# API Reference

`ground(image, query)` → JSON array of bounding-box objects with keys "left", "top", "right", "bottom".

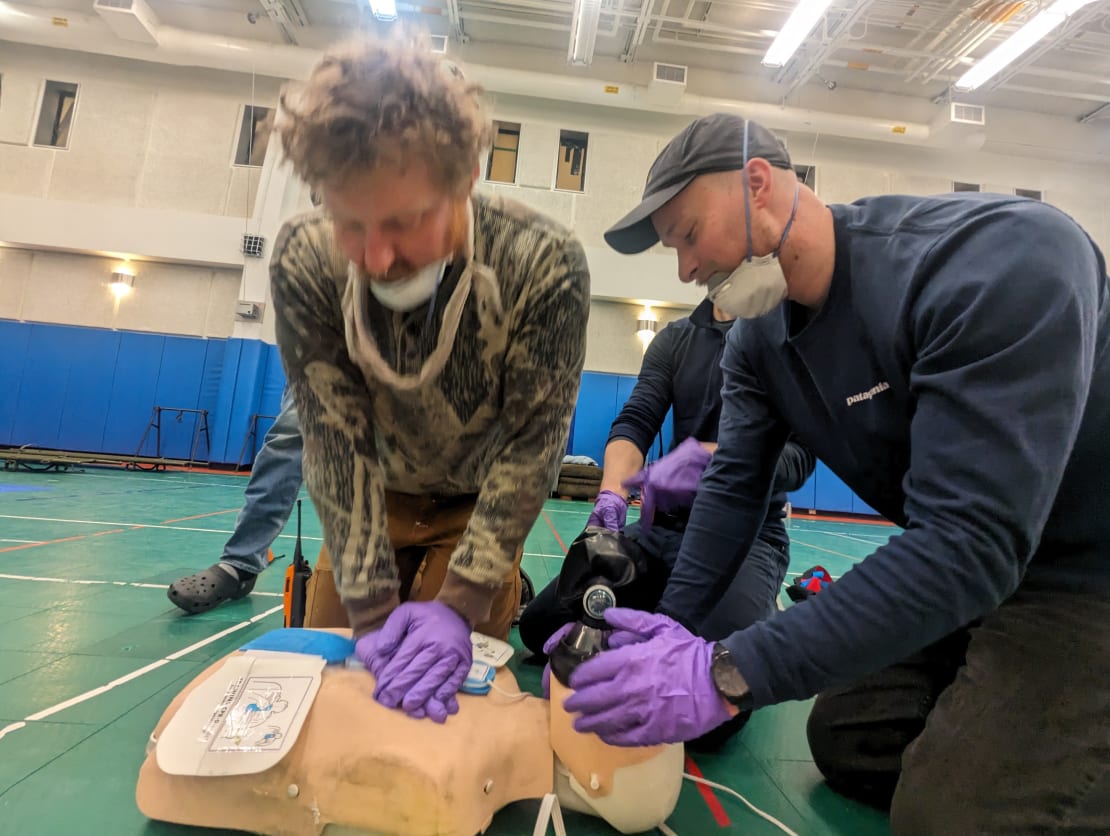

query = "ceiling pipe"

[{"left": 0, "top": 0, "right": 931, "bottom": 145}]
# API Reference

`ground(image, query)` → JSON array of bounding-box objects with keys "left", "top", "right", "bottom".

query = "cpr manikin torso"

[{"left": 136, "top": 629, "right": 683, "bottom": 836}]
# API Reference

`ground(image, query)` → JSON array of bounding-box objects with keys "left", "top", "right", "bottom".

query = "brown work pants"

[{"left": 303, "top": 492, "right": 523, "bottom": 640}]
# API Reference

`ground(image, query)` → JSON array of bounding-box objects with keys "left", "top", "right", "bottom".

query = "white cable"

[
  {"left": 489, "top": 682, "right": 531, "bottom": 702},
  {"left": 683, "top": 772, "right": 801, "bottom": 836},
  {"left": 656, "top": 823, "right": 679, "bottom": 836}
]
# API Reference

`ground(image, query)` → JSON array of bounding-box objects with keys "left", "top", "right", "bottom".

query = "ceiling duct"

[
  {"left": 92, "top": 0, "right": 158, "bottom": 45},
  {"left": 2, "top": 1, "right": 1093, "bottom": 156}
]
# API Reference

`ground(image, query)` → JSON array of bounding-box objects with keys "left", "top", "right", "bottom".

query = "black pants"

[
  {"left": 807, "top": 586, "right": 1110, "bottom": 834},
  {"left": 518, "top": 520, "right": 789, "bottom": 655}
]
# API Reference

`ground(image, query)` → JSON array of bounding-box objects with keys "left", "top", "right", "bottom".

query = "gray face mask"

[{"left": 707, "top": 120, "right": 800, "bottom": 319}]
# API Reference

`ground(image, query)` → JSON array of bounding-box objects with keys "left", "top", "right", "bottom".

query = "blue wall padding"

[
  {"left": 0, "top": 319, "right": 881, "bottom": 516},
  {"left": 56, "top": 328, "right": 121, "bottom": 453},
  {"left": 10, "top": 324, "right": 78, "bottom": 448},
  {"left": 102, "top": 332, "right": 165, "bottom": 454},
  {"left": 0, "top": 320, "right": 32, "bottom": 446},
  {"left": 813, "top": 460, "right": 856, "bottom": 514},
  {"left": 788, "top": 471, "right": 817, "bottom": 511},
  {"left": 567, "top": 371, "right": 674, "bottom": 467}
]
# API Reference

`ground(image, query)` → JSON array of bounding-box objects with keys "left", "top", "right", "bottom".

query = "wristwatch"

[{"left": 710, "top": 643, "right": 754, "bottom": 710}]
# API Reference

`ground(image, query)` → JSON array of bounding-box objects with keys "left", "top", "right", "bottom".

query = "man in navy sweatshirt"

[
  {"left": 557, "top": 113, "right": 1109, "bottom": 833},
  {"left": 518, "top": 298, "right": 814, "bottom": 658}
]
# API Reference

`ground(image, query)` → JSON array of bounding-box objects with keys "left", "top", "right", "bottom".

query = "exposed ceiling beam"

[
  {"left": 775, "top": 0, "right": 879, "bottom": 99},
  {"left": 1078, "top": 101, "right": 1110, "bottom": 123},
  {"left": 258, "top": 0, "right": 308, "bottom": 45}
]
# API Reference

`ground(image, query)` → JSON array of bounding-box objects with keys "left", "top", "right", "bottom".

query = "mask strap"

[
  {"left": 742, "top": 120, "right": 753, "bottom": 263},
  {"left": 424, "top": 264, "right": 446, "bottom": 330},
  {"left": 775, "top": 185, "right": 801, "bottom": 257},
  {"left": 743, "top": 120, "right": 800, "bottom": 260}
]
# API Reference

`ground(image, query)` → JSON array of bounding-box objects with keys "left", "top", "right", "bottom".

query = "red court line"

[
  {"left": 0, "top": 534, "right": 88, "bottom": 554},
  {"left": 540, "top": 510, "right": 568, "bottom": 554},
  {"left": 685, "top": 754, "right": 731, "bottom": 827},
  {"left": 90, "top": 528, "right": 127, "bottom": 537},
  {"left": 794, "top": 511, "right": 895, "bottom": 527},
  {"left": 161, "top": 509, "right": 238, "bottom": 524}
]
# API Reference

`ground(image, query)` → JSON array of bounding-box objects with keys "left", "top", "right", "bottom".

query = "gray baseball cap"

[{"left": 604, "top": 113, "right": 793, "bottom": 255}]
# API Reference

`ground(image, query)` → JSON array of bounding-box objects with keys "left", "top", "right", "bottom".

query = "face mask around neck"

[{"left": 369, "top": 259, "right": 447, "bottom": 312}]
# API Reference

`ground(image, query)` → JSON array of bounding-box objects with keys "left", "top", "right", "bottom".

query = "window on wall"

[
  {"left": 555, "top": 129, "right": 588, "bottom": 192},
  {"left": 234, "top": 105, "right": 273, "bottom": 167},
  {"left": 952, "top": 181, "right": 980, "bottom": 192},
  {"left": 486, "top": 121, "right": 520, "bottom": 184},
  {"left": 1016, "top": 188, "right": 1042, "bottom": 201},
  {"left": 794, "top": 164, "right": 816, "bottom": 188},
  {"left": 33, "top": 80, "right": 79, "bottom": 149}
]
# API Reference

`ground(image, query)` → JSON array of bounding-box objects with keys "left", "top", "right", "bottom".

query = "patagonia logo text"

[{"left": 846, "top": 382, "right": 890, "bottom": 406}]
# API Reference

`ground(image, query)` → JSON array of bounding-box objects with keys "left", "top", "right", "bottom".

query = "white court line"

[
  {"left": 0, "top": 722, "right": 27, "bottom": 741},
  {"left": 800, "top": 529, "right": 890, "bottom": 547},
  {"left": 524, "top": 551, "right": 565, "bottom": 559},
  {"left": 0, "top": 539, "right": 42, "bottom": 544},
  {"left": 0, "top": 604, "right": 283, "bottom": 741},
  {"left": 789, "top": 538, "right": 866, "bottom": 563},
  {"left": 0, "top": 514, "right": 323, "bottom": 542},
  {"left": 59, "top": 471, "right": 255, "bottom": 490},
  {"left": 0, "top": 572, "right": 282, "bottom": 597}
]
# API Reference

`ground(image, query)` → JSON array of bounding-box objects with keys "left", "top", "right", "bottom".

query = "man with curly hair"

[{"left": 269, "top": 30, "right": 590, "bottom": 724}]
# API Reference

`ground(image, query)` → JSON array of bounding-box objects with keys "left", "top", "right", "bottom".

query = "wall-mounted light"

[
  {"left": 635, "top": 305, "right": 658, "bottom": 350},
  {"left": 110, "top": 264, "right": 135, "bottom": 299},
  {"left": 366, "top": 0, "right": 397, "bottom": 21}
]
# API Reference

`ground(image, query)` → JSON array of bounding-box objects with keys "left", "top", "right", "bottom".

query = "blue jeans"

[
  {"left": 221, "top": 388, "right": 303, "bottom": 575},
  {"left": 518, "top": 518, "right": 790, "bottom": 655},
  {"left": 627, "top": 520, "right": 789, "bottom": 641}
]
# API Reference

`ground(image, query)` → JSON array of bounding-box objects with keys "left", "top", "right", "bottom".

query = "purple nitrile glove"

[
  {"left": 354, "top": 600, "right": 472, "bottom": 724},
  {"left": 561, "top": 607, "right": 732, "bottom": 747},
  {"left": 621, "top": 438, "right": 711, "bottom": 533},
  {"left": 540, "top": 621, "right": 575, "bottom": 698},
  {"left": 587, "top": 490, "right": 628, "bottom": 532}
]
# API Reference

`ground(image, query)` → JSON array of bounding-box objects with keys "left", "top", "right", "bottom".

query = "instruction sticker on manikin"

[
  {"left": 156, "top": 651, "right": 324, "bottom": 776},
  {"left": 201, "top": 673, "right": 315, "bottom": 752}
]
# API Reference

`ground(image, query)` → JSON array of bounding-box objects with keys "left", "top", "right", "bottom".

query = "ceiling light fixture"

[
  {"left": 568, "top": 0, "right": 602, "bottom": 66},
  {"left": 954, "top": 0, "right": 1097, "bottom": 92},
  {"left": 762, "top": 0, "right": 836, "bottom": 70}
]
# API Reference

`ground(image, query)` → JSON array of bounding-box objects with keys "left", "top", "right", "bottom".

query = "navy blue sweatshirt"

[
  {"left": 608, "top": 298, "right": 814, "bottom": 542},
  {"left": 659, "top": 193, "right": 1110, "bottom": 707}
]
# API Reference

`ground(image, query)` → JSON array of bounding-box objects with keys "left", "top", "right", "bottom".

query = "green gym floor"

[{"left": 0, "top": 467, "right": 894, "bottom": 836}]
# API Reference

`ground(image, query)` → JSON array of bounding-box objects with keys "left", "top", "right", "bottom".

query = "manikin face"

[{"left": 323, "top": 160, "right": 471, "bottom": 282}]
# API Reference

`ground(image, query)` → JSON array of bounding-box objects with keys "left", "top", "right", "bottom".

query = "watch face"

[{"left": 712, "top": 648, "right": 750, "bottom": 700}]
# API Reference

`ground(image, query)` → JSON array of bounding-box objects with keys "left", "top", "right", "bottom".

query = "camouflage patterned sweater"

[{"left": 270, "top": 192, "right": 590, "bottom": 634}]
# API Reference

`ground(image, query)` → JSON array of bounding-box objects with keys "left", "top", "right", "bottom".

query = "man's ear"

[{"left": 745, "top": 158, "right": 776, "bottom": 209}]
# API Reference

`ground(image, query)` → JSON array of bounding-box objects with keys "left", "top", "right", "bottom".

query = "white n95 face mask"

[
  {"left": 707, "top": 255, "right": 788, "bottom": 320},
  {"left": 369, "top": 258, "right": 447, "bottom": 312}
]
